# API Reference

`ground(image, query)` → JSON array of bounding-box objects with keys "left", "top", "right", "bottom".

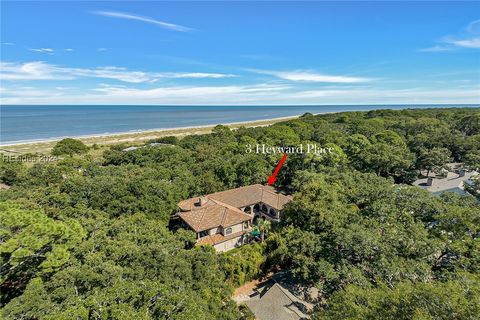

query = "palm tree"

[{"left": 257, "top": 218, "right": 271, "bottom": 242}]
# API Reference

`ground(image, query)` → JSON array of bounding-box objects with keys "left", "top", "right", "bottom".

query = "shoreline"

[
  {"left": 4, "top": 104, "right": 478, "bottom": 148},
  {"left": 0, "top": 114, "right": 313, "bottom": 154},
  {"left": 3, "top": 104, "right": 478, "bottom": 154},
  {"left": 0, "top": 114, "right": 306, "bottom": 147}
]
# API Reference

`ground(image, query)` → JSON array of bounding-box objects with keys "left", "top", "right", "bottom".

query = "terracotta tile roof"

[
  {"left": 208, "top": 184, "right": 292, "bottom": 210},
  {"left": 178, "top": 196, "right": 209, "bottom": 212},
  {"left": 178, "top": 199, "right": 252, "bottom": 232},
  {"left": 177, "top": 184, "right": 292, "bottom": 233},
  {"left": 197, "top": 229, "right": 251, "bottom": 246}
]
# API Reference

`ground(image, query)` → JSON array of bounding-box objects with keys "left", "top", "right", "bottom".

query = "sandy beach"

[{"left": 0, "top": 114, "right": 306, "bottom": 154}]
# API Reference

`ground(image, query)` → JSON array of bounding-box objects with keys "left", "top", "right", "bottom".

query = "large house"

[{"left": 177, "top": 184, "right": 292, "bottom": 252}]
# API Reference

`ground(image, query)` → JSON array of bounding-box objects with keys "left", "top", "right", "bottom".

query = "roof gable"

[{"left": 178, "top": 199, "right": 251, "bottom": 232}]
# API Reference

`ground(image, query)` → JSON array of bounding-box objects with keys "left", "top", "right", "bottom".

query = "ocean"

[{"left": 1, "top": 104, "right": 478, "bottom": 145}]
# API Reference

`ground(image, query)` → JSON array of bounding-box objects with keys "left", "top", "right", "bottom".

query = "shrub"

[{"left": 51, "top": 138, "right": 88, "bottom": 156}]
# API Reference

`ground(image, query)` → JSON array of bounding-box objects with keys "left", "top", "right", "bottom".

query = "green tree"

[
  {"left": 342, "top": 133, "right": 371, "bottom": 170},
  {"left": 465, "top": 176, "right": 479, "bottom": 200},
  {"left": 263, "top": 125, "right": 300, "bottom": 146},
  {"left": 220, "top": 243, "right": 266, "bottom": 286},
  {"left": 464, "top": 150, "right": 480, "bottom": 170},
  {"left": 148, "top": 135, "right": 179, "bottom": 145},
  {"left": 318, "top": 143, "right": 348, "bottom": 168},
  {"left": 51, "top": 138, "right": 88, "bottom": 156},
  {"left": 253, "top": 218, "right": 272, "bottom": 243},
  {"left": 417, "top": 147, "right": 452, "bottom": 176},
  {"left": 0, "top": 201, "right": 85, "bottom": 303},
  {"left": 2, "top": 214, "right": 241, "bottom": 320},
  {"left": 213, "top": 124, "right": 232, "bottom": 135},
  {"left": 273, "top": 171, "right": 440, "bottom": 294},
  {"left": 2, "top": 107, "right": 480, "bottom": 319},
  {"left": 315, "top": 275, "right": 480, "bottom": 320},
  {"left": 434, "top": 193, "right": 480, "bottom": 274},
  {"left": 458, "top": 114, "right": 480, "bottom": 136},
  {"left": 0, "top": 160, "right": 26, "bottom": 185},
  {"left": 363, "top": 131, "right": 415, "bottom": 178}
]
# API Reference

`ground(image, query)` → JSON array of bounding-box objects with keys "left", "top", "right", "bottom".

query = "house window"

[
  {"left": 198, "top": 230, "right": 209, "bottom": 238},
  {"left": 225, "top": 227, "right": 232, "bottom": 235},
  {"left": 269, "top": 208, "right": 277, "bottom": 218}
]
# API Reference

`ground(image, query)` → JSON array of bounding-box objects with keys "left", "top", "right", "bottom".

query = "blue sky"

[{"left": 1, "top": 1, "right": 479, "bottom": 105}]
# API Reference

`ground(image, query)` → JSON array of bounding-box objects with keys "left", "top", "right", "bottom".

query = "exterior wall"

[
  {"left": 225, "top": 223, "right": 244, "bottom": 234},
  {"left": 212, "top": 222, "right": 251, "bottom": 252},
  {"left": 209, "top": 227, "right": 222, "bottom": 235},
  {"left": 198, "top": 223, "right": 248, "bottom": 238},
  {"left": 213, "top": 235, "right": 245, "bottom": 252}
]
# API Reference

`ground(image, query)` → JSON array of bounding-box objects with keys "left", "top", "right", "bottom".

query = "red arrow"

[{"left": 267, "top": 153, "right": 287, "bottom": 185}]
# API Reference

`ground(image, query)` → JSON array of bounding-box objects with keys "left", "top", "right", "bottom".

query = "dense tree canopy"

[
  {"left": 268, "top": 171, "right": 444, "bottom": 294},
  {"left": 316, "top": 274, "right": 480, "bottom": 320},
  {"left": 1, "top": 107, "right": 479, "bottom": 319}
]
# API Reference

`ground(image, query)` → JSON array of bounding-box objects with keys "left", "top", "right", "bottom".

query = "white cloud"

[
  {"left": 447, "top": 38, "right": 480, "bottom": 49},
  {"left": 1, "top": 86, "right": 65, "bottom": 98},
  {"left": 421, "top": 19, "right": 480, "bottom": 52},
  {"left": 1, "top": 83, "right": 478, "bottom": 105},
  {"left": 0, "top": 61, "right": 236, "bottom": 83},
  {"left": 93, "top": 11, "right": 193, "bottom": 32},
  {"left": 2, "top": 42, "right": 15, "bottom": 46},
  {"left": 64, "top": 48, "right": 74, "bottom": 52},
  {"left": 240, "top": 54, "right": 281, "bottom": 61},
  {"left": 163, "top": 72, "right": 236, "bottom": 79},
  {"left": 0, "top": 61, "right": 73, "bottom": 80},
  {"left": 467, "top": 19, "right": 480, "bottom": 34},
  {"left": 418, "top": 45, "right": 453, "bottom": 52},
  {"left": 0, "top": 83, "right": 290, "bottom": 104},
  {"left": 29, "top": 48, "right": 54, "bottom": 54},
  {"left": 250, "top": 69, "right": 373, "bottom": 83},
  {"left": 289, "top": 87, "right": 480, "bottom": 102},
  {"left": 92, "top": 84, "right": 288, "bottom": 100},
  {"left": 70, "top": 66, "right": 152, "bottom": 83},
  {"left": 97, "top": 48, "right": 108, "bottom": 52}
]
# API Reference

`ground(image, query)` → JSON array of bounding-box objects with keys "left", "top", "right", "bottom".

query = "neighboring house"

[
  {"left": 413, "top": 170, "right": 479, "bottom": 196},
  {"left": 177, "top": 184, "right": 292, "bottom": 252},
  {"left": 243, "top": 271, "right": 316, "bottom": 320}
]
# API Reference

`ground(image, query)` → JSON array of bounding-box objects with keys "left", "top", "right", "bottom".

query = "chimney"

[
  {"left": 426, "top": 177, "right": 434, "bottom": 186},
  {"left": 196, "top": 196, "right": 208, "bottom": 207}
]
